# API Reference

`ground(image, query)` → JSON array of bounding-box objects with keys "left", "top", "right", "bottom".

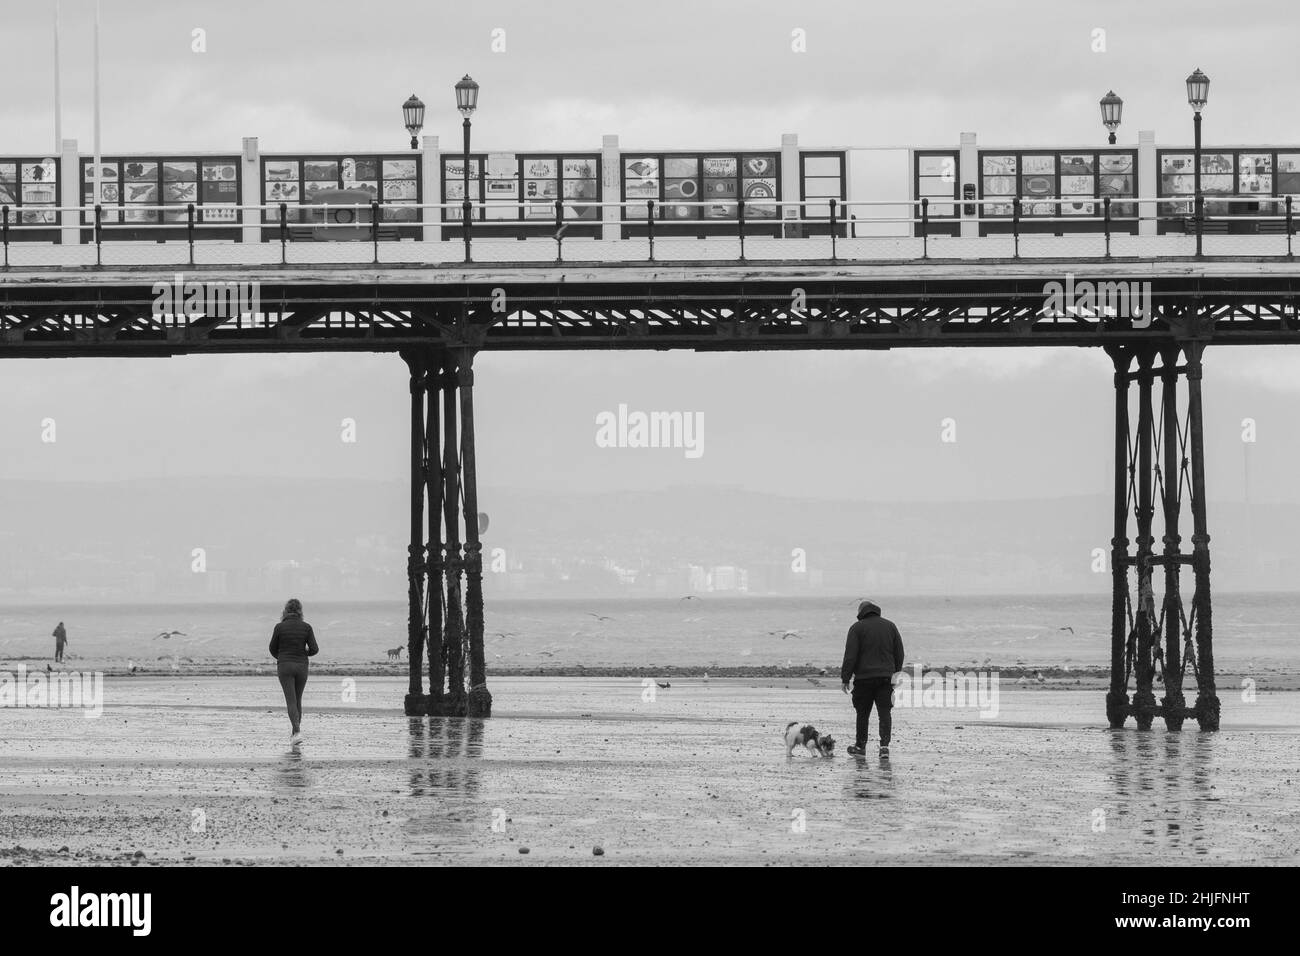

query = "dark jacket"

[
  {"left": 841, "top": 601, "right": 904, "bottom": 684},
  {"left": 269, "top": 615, "right": 319, "bottom": 663},
  {"left": 53, "top": 624, "right": 67, "bottom": 644}
]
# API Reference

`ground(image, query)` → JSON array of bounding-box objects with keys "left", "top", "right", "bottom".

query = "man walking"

[
  {"left": 52, "top": 621, "right": 68, "bottom": 663},
  {"left": 841, "top": 599, "right": 904, "bottom": 757}
]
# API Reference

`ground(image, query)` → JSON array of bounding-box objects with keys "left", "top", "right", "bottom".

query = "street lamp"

[
  {"left": 455, "top": 74, "right": 480, "bottom": 263},
  {"left": 1099, "top": 91, "right": 1123, "bottom": 145},
  {"left": 1186, "top": 68, "right": 1210, "bottom": 255},
  {"left": 402, "top": 94, "right": 425, "bottom": 150}
]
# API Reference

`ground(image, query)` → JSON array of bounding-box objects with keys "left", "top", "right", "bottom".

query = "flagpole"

[
  {"left": 93, "top": 0, "right": 102, "bottom": 209},
  {"left": 53, "top": 0, "right": 62, "bottom": 153}
]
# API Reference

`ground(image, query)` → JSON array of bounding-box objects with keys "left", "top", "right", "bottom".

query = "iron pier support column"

[
  {"left": 1105, "top": 346, "right": 1132, "bottom": 728},
  {"left": 1131, "top": 349, "right": 1158, "bottom": 730},
  {"left": 1159, "top": 347, "right": 1187, "bottom": 730},
  {"left": 401, "top": 348, "right": 429, "bottom": 715},
  {"left": 441, "top": 359, "right": 467, "bottom": 716},
  {"left": 1184, "top": 341, "right": 1220, "bottom": 730},
  {"left": 425, "top": 348, "right": 447, "bottom": 713},
  {"left": 458, "top": 347, "right": 492, "bottom": 717}
]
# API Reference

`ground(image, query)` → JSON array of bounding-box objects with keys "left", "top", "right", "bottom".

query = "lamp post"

[
  {"left": 1186, "top": 69, "right": 1210, "bottom": 256},
  {"left": 455, "top": 74, "right": 479, "bottom": 264},
  {"left": 1099, "top": 91, "right": 1123, "bottom": 145},
  {"left": 402, "top": 94, "right": 425, "bottom": 150}
]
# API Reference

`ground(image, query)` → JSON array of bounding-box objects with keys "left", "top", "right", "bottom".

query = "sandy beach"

[{"left": 1, "top": 675, "right": 1296, "bottom": 866}]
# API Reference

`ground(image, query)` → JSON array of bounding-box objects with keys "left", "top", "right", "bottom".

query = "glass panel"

[
  {"left": 1059, "top": 155, "right": 1095, "bottom": 175},
  {"left": 918, "top": 177, "right": 954, "bottom": 196},
  {"left": 663, "top": 157, "right": 697, "bottom": 178},
  {"left": 1060, "top": 175, "right": 1093, "bottom": 195},
  {"left": 802, "top": 178, "right": 842, "bottom": 198},
  {"left": 383, "top": 159, "right": 417, "bottom": 180},
  {"left": 562, "top": 157, "right": 597, "bottom": 179},
  {"left": 1020, "top": 174, "right": 1054, "bottom": 197},
  {"left": 802, "top": 156, "right": 840, "bottom": 177},
  {"left": 664, "top": 177, "right": 700, "bottom": 201},
  {"left": 1099, "top": 174, "right": 1133, "bottom": 196},
  {"left": 265, "top": 161, "right": 298, "bottom": 181},
  {"left": 741, "top": 154, "right": 776, "bottom": 178},
  {"left": 0, "top": 163, "right": 16, "bottom": 183},
  {"left": 702, "top": 156, "right": 737, "bottom": 178},
  {"left": 22, "top": 160, "right": 57, "bottom": 183},
  {"left": 1098, "top": 154, "right": 1133, "bottom": 174},
  {"left": 1161, "top": 154, "right": 1193, "bottom": 175},
  {"left": 1200, "top": 152, "right": 1232, "bottom": 174},
  {"left": 982, "top": 175, "right": 1015, "bottom": 196},
  {"left": 982, "top": 155, "right": 1016, "bottom": 175},
  {"left": 1161, "top": 174, "right": 1194, "bottom": 195},
  {"left": 1201, "top": 174, "right": 1233, "bottom": 194},
  {"left": 1022, "top": 155, "right": 1055, "bottom": 174},
  {"left": 918, "top": 155, "right": 955, "bottom": 178}
]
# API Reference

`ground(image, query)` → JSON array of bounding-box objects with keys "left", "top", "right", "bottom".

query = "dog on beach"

[
  {"left": 784, "top": 722, "right": 835, "bottom": 758},
  {"left": 386, "top": 646, "right": 404, "bottom": 660}
]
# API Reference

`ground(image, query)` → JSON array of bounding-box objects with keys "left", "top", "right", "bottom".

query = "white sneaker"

[{"left": 290, "top": 732, "right": 302, "bottom": 745}]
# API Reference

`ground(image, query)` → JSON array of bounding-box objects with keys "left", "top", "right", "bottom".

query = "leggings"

[{"left": 277, "top": 660, "right": 309, "bottom": 731}]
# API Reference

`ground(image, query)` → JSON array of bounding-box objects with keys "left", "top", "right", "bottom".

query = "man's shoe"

[
  {"left": 879, "top": 744, "right": 890, "bottom": 757},
  {"left": 847, "top": 744, "right": 867, "bottom": 756}
]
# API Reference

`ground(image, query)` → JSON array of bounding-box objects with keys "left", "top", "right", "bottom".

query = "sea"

[{"left": 0, "top": 592, "right": 1296, "bottom": 675}]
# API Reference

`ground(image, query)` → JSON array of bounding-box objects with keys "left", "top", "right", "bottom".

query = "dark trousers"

[
  {"left": 55, "top": 642, "right": 65, "bottom": 662},
  {"left": 852, "top": 676, "right": 894, "bottom": 746},
  {"left": 277, "top": 659, "right": 309, "bottom": 731}
]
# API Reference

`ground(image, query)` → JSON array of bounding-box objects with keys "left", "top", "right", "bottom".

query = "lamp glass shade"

[
  {"left": 402, "top": 94, "right": 425, "bottom": 135},
  {"left": 455, "top": 75, "right": 479, "bottom": 117},
  {"left": 1186, "top": 69, "right": 1210, "bottom": 110},
  {"left": 1099, "top": 91, "right": 1123, "bottom": 131}
]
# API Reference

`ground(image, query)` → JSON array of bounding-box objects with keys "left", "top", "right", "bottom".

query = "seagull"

[
  {"left": 1059, "top": 626, "right": 1074, "bottom": 634},
  {"left": 537, "top": 651, "right": 555, "bottom": 658},
  {"left": 679, "top": 596, "right": 697, "bottom": 601},
  {"left": 155, "top": 630, "right": 186, "bottom": 640},
  {"left": 492, "top": 632, "right": 516, "bottom": 640},
  {"left": 807, "top": 677, "right": 824, "bottom": 687},
  {"left": 769, "top": 629, "right": 802, "bottom": 640},
  {"left": 656, "top": 681, "right": 671, "bottom": 689},
  {"left": 586, "top": 613, "right": 614, "bottom": 622},
  {"left": 46, "top": 663, "right": 52, "bottom": 673}
]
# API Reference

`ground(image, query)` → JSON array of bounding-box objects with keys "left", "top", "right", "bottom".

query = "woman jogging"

[{"left": 269, "top": 598, "right": 319, "bottom": 744}]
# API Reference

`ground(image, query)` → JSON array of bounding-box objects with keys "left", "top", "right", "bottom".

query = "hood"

[{"left": 857, "top": 600, "right": 881, "bottom": 620}]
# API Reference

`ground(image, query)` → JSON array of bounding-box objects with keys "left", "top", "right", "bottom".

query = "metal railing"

[{"left": 2, "top": 193, "right": 1298, "bottom": 269}]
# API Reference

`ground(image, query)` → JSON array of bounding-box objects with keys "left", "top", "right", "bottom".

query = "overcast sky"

[{"left": 3, "top": 0, "right": 1300, "bottom": 504}]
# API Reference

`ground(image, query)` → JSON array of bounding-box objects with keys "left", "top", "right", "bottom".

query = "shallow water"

[
  {"left": 2, "top": 593, "right": 1299, "bottom": 675},
  {"left": 1, "top": 676, "right": 1296, "bottom": 865}
]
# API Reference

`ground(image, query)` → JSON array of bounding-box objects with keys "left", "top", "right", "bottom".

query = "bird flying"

[{"left": 155, "top": 630, "right": 186, "bottom": 640}]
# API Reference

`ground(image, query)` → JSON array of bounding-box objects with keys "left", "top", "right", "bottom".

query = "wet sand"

[{"left": 1, "top": 676, "right": 1297, "bottom": 866}]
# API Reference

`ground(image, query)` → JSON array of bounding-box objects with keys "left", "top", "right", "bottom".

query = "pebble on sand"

[
  {"left": 593, "top": 846, "right": 605, "bottom": 856},
  {"left": 519, "top": 846, "right": 530, "bottom": 854}
]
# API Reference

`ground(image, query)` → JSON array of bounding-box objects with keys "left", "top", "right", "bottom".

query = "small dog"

[
  {"left": 386, "top": 646, "right": 404, "bottom": 660},
  {"left": 784, "top": 722, "right": 835, "bottom": 758}
]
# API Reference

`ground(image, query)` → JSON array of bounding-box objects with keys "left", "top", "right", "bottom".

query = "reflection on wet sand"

[
  {"left": 847, "top": 753, "right": 895, "bottom": 799},
  {"left": 1108, "top": 730, "right": 1214, "bottom": 855},
  {"left": 407, "top": 717, "right": 485, "bottom": 798},
  {"left": 276, "top": 745, "right": 311, "bottom": 790}
]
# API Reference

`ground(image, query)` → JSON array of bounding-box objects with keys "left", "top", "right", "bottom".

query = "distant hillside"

[{"left": 0, "top": 478, "right": 1294, "bottom": 602}]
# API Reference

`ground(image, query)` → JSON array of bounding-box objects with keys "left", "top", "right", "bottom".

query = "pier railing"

[{"left": 1, "top": 195, "right": 1297, "bottom": 269}]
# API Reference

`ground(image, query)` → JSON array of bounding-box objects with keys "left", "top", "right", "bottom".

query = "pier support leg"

[
  {"left": 401, "top": 349, "right": 428, "bottom": 716},
  {"left": 458, "top": 348, "right": 492, "bottom": 717},
  {"left": 441, "top": 360, "right": 467, "bottom": 716},
  {"left": 426, "top": 349, "right": 446, "bottom": 712},
  {"left": 1105, "top": 346, "right": 1132, "bottom": 728},
  {"left": 1184, "top": 342, "right": 1220, "bottom": 731},
  {"left": 1159, "top": 348, "right": 1187, "bottom": 730},
  {"left": 1131, "top": 350, "right": 1158, "bottom": 730}
]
